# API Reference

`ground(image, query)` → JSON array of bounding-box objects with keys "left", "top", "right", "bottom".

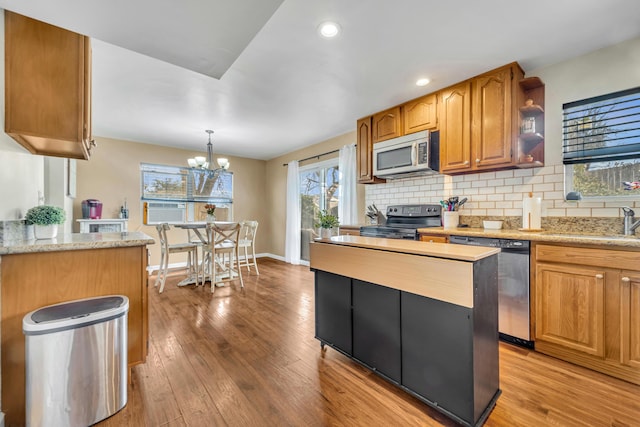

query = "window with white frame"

[
  {"left": 563, "top": 87, "right": 640, "bottom": 198},
  {"left": 299, "top": 158, "right": 339, "bottom": 261},
  {"left": 140, "top": 163, "right": 233, "bottom": 223}
]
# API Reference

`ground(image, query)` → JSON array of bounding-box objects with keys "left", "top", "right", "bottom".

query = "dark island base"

[
  {"left": 316, "top": 338, "right": 501, "bottom": 427},
  {"left": 313, "top": 254, "right": 500, "bottom": 427}
]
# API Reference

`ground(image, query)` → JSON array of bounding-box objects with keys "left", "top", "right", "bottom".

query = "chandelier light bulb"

[{"left": 187, "top": 129, "right": 229, "bottom": 173}]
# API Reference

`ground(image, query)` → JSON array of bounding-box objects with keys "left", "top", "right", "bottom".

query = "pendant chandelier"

[{"left": 187, "top": 130, "right": 230, "bottom": 177}]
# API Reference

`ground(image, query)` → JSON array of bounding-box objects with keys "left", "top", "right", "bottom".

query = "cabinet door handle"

[
  {"left": 476, "top": 158, "right": 480, "bottom": 163},
  {"left": 595, "top": 273, "right": 604, "bottom": 279},
  {"left": 622, "top": 277, "right": 631, "bottom": 283},
  {"left": 463, "top": 160, "right": 469, "bottom": 165}
]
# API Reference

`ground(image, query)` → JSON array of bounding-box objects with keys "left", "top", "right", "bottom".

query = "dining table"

[{"left": 172, "top": 221, "right": 239, "bottom": 286}]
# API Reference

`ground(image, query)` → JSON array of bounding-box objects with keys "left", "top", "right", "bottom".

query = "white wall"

[{"left": 366, "top": 36, "right": 640, "bottom": 219}]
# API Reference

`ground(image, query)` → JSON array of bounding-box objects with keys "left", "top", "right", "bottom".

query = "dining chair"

[
  {"left": 155, "top": 223, "right": 200, "bottom": 293},
  {"left": 238, "top": 220, "right": 259, "bottom": 275},
  {"left": 202, "top": 222, "right": 244, "bottom": 292}
]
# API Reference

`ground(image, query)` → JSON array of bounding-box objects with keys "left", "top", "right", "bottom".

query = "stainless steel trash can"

[{"left": 23, "top": 295, "right": 129, "bottom": 427}]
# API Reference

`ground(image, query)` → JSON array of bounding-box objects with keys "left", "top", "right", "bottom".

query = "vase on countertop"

[
  {"left": 34, "top": 224, "right": 58, "bottom": 239},
  {"left": 320, "top": 228, "right": 334, "bottom": 239},
  {"left": 206, "top": 214, "right": 216, "bottom": 223}
]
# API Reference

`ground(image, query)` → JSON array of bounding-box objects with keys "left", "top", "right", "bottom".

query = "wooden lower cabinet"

[
  {"left": 535, "top": 262, "right": 605, "bottom": 357},
  {"left": 338, "top": 225, "right": 361, "bottom": 236},
  {"left": 419, "top": 233, "right": 448, "bottom": 243},
  {"left": 621, "top": 271, "right": 640, "bottom": 369},
  {"left": 533, "top": 243, "right": 640, "bottom": 384},
  {"left": 1, "top": 245, "right": 149, "bottom": 426}
]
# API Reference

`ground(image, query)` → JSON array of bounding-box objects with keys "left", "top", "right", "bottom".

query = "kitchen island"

[
  {"left": 310, "top": 236, "right": 500, "bottom": 427},
  {"left": 0, "top": 232, "right": 154, "bottom": 426}
]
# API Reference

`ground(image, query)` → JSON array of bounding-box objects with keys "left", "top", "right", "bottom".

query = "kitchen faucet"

[{"left": 622, "top": 207, "right": 640, "bottom": 235}]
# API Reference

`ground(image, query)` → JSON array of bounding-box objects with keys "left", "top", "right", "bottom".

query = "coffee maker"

[{"left": 81, "top": 199, "right": 103, "bottom": 219}]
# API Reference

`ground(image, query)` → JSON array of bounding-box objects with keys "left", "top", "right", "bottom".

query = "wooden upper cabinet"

[
  {"left": 358, "top": 62, "right": 537, "bottom": 179},
  {"left": 439, "top": 81, "right": 472, "bottom": 173},
  {"left": 372, "top": 107, "right": 402, "bottom": 143},
  {"left": 5, "top": 11, "right": 93, "bottom": 160},
  {"left": 472, "top": 64, "right": 523, "bottom": 170},
  {"left": 403, "top": 93, "right": 437, "bottom": 134},
  {"left": 357, "top": 117, "right": 385, "bottom": 184},
  {"left": 440, "top": 63, "right": 524, "bottom": 174}
]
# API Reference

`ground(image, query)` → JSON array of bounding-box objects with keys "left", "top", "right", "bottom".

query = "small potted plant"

[
  {"left": 25, "top": 205, "right": 66, "bottom": 239},
  {"left": 204, "top": 203, "right": 216, "bottom": 223},
  {"left": 315, "top": 209, "right": 340, "bottom": 239}
]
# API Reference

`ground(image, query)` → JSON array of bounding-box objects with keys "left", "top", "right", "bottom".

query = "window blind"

[
  {"left": 562, "top": 87, "right": 640, "bottom": 165},
  {"left": 140, "top": 163, "right": 233, "bottom": 203}
]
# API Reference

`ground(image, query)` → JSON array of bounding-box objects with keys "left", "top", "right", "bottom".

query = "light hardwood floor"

[{"left": 98, "top": 259, "right": 640, "bottom": 427}]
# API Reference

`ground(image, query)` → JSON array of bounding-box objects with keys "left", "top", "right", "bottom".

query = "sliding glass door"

[{"left": 299, "top": 159, "right": 339, "bottom": 261}]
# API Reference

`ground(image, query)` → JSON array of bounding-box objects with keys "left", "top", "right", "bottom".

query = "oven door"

[{"left": 359, "top": 226, "right": 418, "bottom": 240}]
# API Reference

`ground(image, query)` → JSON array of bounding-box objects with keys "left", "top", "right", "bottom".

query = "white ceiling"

[{"left": 1, "top": 0, "right": 640, "bottom": 160}]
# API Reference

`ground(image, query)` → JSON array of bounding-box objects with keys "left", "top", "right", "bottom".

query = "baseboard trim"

[{"left": 147, "top": 253, "right": 287, "bottom": 275}]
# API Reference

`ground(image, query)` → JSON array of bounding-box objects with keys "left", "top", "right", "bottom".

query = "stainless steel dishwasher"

[{"left": 449, "top": 235, "right": 533, "bottom": 348}]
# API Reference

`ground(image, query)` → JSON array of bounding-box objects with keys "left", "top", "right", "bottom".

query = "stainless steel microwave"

[{"left": 373, "top": 130, "right": 439, "bottom": 179}]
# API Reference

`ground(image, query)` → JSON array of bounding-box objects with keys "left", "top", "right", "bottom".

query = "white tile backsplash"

[{"left": 365, "top": 166, "right": 639, "bottom": 218}]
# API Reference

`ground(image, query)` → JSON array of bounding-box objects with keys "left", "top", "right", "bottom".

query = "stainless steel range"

[{"left": 360, "top": 204, "right": 442, "bottom": 240}]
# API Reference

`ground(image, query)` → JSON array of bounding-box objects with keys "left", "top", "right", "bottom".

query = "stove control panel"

[{"left": 386, "top": 204, "right": 442, "bottom": 217}]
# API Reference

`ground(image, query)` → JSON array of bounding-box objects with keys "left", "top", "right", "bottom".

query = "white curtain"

[
  {"left": 338, "top": 144, "right": 358, "bottom": 225},
  {"left": 284, "top": 160, "right": 301, "bottom": 265}
]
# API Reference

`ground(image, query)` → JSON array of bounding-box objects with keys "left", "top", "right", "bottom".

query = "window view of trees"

[
  {"left": 564, "top": 88, "right": 640, "bottom": 198},
  {"left": 300, "top": 165, "right": 339, "bottom": 230},
  {"left": 299, "top": 162, "right": 340, "bottom": 261},
  {"left": 571, "top": 160, "right": 640, "bottom": 197},
  {"left": 140, "top": 164, "right": 234, "bottom": 222}
]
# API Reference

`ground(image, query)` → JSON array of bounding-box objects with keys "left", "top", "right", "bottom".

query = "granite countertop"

[
  {"left": 0, "top": 231, "right": 155, "bottom": 255},
  {"left": 314, "top": 235, "right": 500, "bottom": 261},
  {"left": 417, "top": 227, "right": 640, "bottom": 248}
]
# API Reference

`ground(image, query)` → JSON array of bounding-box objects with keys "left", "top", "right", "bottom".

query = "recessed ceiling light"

[
  {"left": 318, "top": 21, "right": 341, "bottom": 38},
  {"left": 416, "top": 78, "right": 430, "bottom": 87}
]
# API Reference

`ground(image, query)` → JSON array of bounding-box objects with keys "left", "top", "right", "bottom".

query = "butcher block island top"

[
  {"left": 0, "top": 232, "right": 154, "bottom": 426},
  {"left": 315, "top": 235, "right": 499, "bottom": 261},
  {"left": 310, "top": 236, "right": 500, "bottom": 426},
  {"left": 311, "top": 235, "right": 498, "bottom": 309}
]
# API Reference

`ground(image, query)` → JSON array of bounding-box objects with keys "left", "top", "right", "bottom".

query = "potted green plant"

[
  {"left": 25, "top": 205, "right": 66, "bottom": 239},
  {"left": 315, "top": 209, "right": 339, "bottom": 238}
]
